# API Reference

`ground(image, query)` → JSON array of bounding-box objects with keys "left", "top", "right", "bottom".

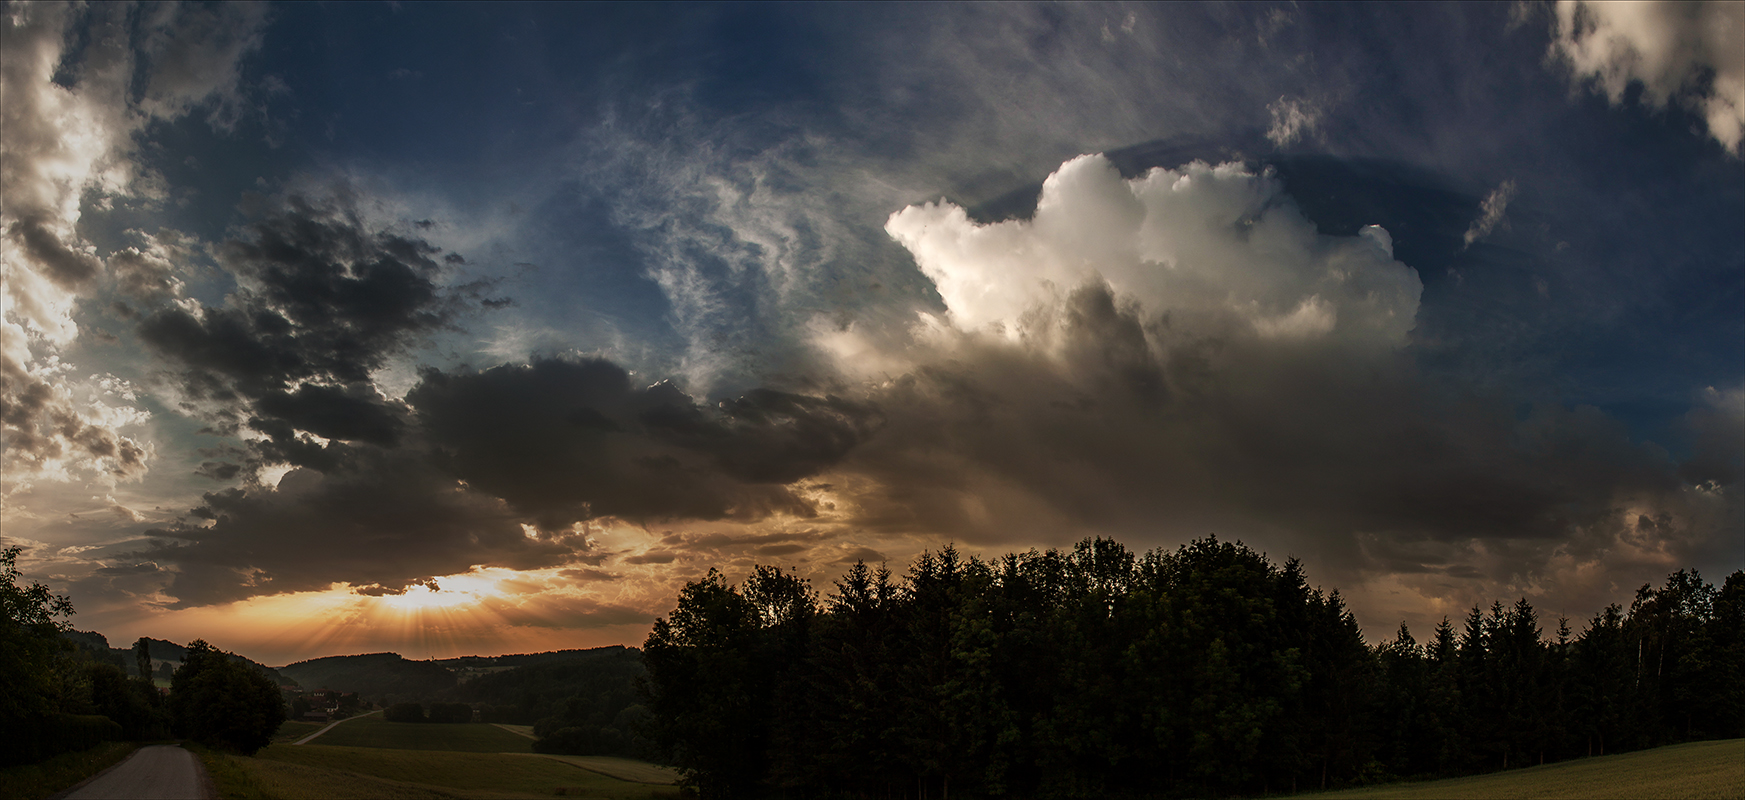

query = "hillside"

[
  {"left": 445, "top": 647, "right": 645, "bottom": 726},
  {"left": 279, "top": 652, "right": 456, "bottom": 701}
]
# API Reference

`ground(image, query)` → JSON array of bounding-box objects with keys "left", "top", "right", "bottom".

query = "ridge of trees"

[{"left": 641, "top": 536, "right": 1745, "bottom": 799}]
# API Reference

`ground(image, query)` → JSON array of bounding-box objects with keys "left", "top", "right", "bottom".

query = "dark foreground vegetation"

[
  {"left": 1, "top": 545, "right": 285, "bottom": 769},
  {"left": 642, "top": 536, "right": 1745, "bottom": 799}
]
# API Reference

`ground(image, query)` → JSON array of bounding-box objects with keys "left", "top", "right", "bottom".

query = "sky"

[{"left": 2, "top": 1, "right": 1741, "bottom": 666}]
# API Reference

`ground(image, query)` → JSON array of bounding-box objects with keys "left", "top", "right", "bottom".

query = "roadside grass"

[
  {"left": 505, "top": 754, "right": 679, "bottom": 785},
  {"left": 188, "top": 742, "right": 275, "bottom": 800},
  {"left": 1304, "top": 738, "right": 1745, "bottom": 800},
  {"left": 251, "top": 744, "right": 680, "bottom": 798},
  {"left": 305, "top": 714, "right": 534, "bottom": 753},
  {"left": 270, "top": 720, "right": 327, "bottom": 744},
  {"left": 0, "top": 740, "right": 137, "bottom": 800}
]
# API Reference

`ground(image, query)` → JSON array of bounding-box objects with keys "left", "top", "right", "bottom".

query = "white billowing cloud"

[
  {"left": 1463, "top": 179, "right": 1517, "bottom": 247},
  {"left": 0, "top": 2, "right": 267, "bottom": 489},
  {"left": 885, "top": 154, "right": 1420, "bottom": 349},
  {"left": 1266, "top": 95, "right": 1321, "bottom": 147},
  {"left": 1551, "top": 0, "right": 1745, "bottom": 153}
]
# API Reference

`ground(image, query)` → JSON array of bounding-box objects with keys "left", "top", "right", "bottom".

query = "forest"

[{"left": 641, "top": 536, "right": 1745, "bottom": 799}]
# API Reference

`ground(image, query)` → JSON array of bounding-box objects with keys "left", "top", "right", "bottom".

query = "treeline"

[
  {"left": 641, "top": 536, "right": 1745, "bottom": 799},
  {"left": 445, "top": 647, "right": 655, "bottom": 758},
  {"left": 2, "top": 546, "right": 285, "bottom": 763}
]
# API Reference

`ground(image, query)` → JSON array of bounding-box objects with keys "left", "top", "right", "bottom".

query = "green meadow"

[{"left": 1306, "top": 738, "right": 1745, "bottom": 800}]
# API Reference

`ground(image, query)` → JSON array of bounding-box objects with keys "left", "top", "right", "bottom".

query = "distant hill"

[
  {"left": 279, "top": 652, "right": 455, "bottom": 701},
  {"left": 61, "top": 629, "right": 130, "bottom": 672},
  {"left": 60, "top": 631, "right": 298, "bottom": 687},
  {"left": 437, "top": 645, "right": 632, "bottom": 669},
  {"left": 445, "top": 646, "right": 644, "bottom": 723},
  {"left": 275, "top": 646, "right": 641, "bottom": 713}
]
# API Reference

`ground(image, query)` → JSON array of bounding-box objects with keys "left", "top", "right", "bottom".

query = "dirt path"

[
  {"left": 294, "top": 709, "right": 381, "bottom": 744},
  {"left": 62, "top": 744, "right": 210, "bottom": 800}
]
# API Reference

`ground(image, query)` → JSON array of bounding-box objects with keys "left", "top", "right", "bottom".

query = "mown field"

[
  {"left": 197, "top": 714, "right": 682, "bottom": 798},
  {"left": 302, "top": 714, "right": 535, "bottom": 753},
  {"left": 1305, "top": 738, "right": 1745, "bottom": 800}
]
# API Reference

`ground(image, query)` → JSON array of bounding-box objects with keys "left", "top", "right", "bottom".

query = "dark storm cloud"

[
  {"left": 137, "top": 191, "right": 465, "bottom": 414},
  {"left": 1679, "top": 389, "right": 1745, "bottom": 488},
  {"left": 351, "top": 578, "right": 439, "bottom": 597},
  {"left": 834, "top": 276, "right": 1738, "bottom": 607},
  {"left": 476, "top": 594, "right": 651, "bottom": 629},
  {"left": 122, "top": 188, "right": 478, "bottom": 549},
  {"left": 407, "top": 357, "right": 880, "bottom": 530},
  {"left": 124, "top": 353, "right": 877, "bottom": 606},
  {"left": 139, "top": 452, "right": 582, "bottom": 608},
  {"left": 252, "top": 383, "right": 404, "bottom": 447}
]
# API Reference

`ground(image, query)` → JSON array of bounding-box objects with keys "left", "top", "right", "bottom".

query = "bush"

[{"left": 383, "top": 702, "right": 426, "bottom": 722}]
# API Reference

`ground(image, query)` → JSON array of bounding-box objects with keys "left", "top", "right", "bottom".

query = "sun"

[{"left": 381, "top": 583, "right": 474, "bottom": 612}]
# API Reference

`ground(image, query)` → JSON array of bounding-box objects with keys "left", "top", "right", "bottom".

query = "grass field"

[
  {"left": 209, "top": 744, "right": 681, "bottom": 799},
  {"left": 505, "top": 754, "right": 679, "bottom": 784},
  {"left": 304, "top": 714, "right": 534, "bottom": 753},
  {"left": 270, "top": 720, "right": 328, "bottom": 744},
  {"left": 1305, "top": 739, "right": 1745, "bottom": 800},
  {"left": 0, "top": 741, "right": 138, "bottom": 800}
]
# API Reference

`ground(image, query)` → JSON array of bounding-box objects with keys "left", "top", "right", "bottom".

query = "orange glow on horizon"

[{"left": 114, "top": 566, "right": 662, "bottom": 666}]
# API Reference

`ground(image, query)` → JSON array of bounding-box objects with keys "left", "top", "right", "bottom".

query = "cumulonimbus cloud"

[{"left": 805, "top": 153, "right": 1740, "bottom": 633}]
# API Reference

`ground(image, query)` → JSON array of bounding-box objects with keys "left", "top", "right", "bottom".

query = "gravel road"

[{"left": 63, "top": 744, "right": 209, "bottom": 800}]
